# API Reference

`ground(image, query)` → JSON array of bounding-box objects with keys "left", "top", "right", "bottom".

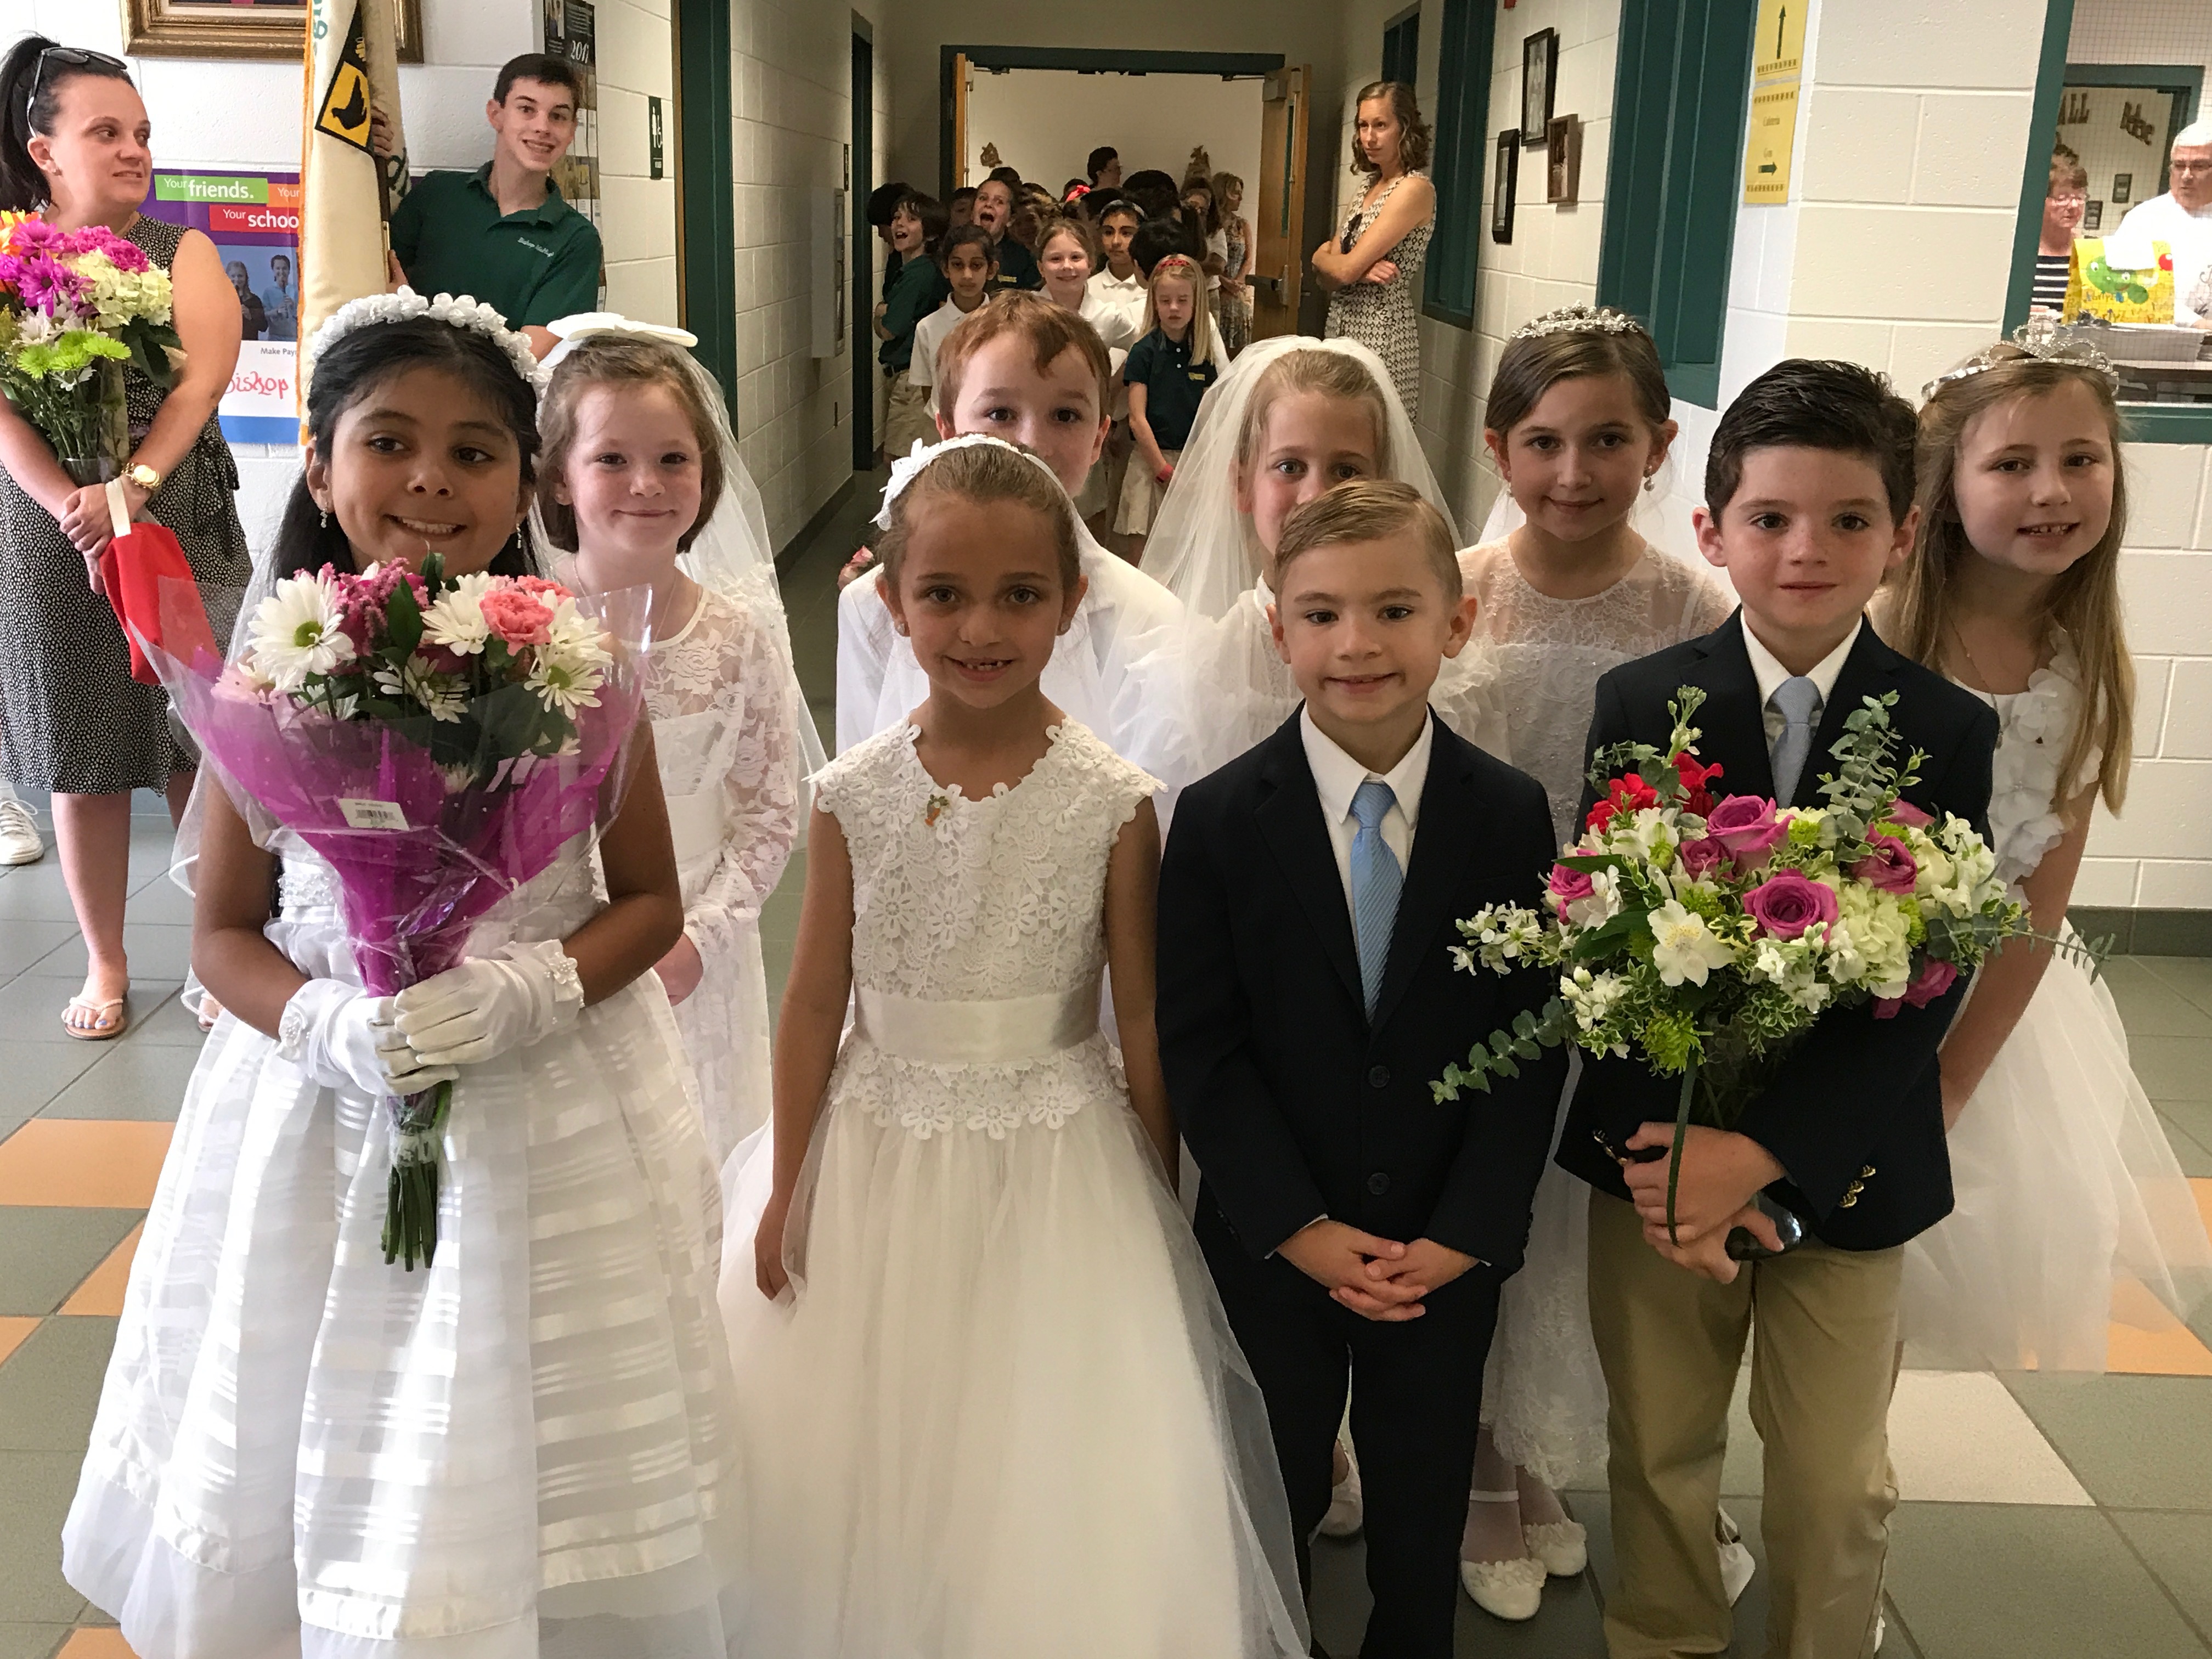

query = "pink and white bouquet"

[
  {"left": 1436, "top": 687, "right": 2059, "bottom": 1240},
  {"left": 0, "top": 213, "right": 180, "bottom": 473},
  {"left": 140, "top": 554, "right": 646, "bottom": 1268}
]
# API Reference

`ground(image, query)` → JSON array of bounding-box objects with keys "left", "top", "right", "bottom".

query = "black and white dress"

[
  {"left": 1324, "top": 173, "right": 1432, "bottom": 420},
  {"left": 0, "top": 215, "right": 252, "bottom": 794}
]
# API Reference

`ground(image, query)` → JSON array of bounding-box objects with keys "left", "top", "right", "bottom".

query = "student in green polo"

[{"left": 389, "top": 53, "right": 601, "bottom": 358}]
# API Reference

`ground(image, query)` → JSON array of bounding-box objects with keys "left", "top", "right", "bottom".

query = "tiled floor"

[{"left": 3, "top": 502, "right": 2210, "bottom": 1658}]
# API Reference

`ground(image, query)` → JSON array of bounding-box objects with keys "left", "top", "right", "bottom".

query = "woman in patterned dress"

[
  {"left": 0, "top": 38, "right": 251, "bottom": 1039},
  {"left": 1315, "top": 80, "right": 1435, "bottom": 420}
]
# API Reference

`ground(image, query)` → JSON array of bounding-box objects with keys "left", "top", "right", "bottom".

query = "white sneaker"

[
  {"left": 1524, "top": 1517, "right": 1588, "bottom": 1577},
  {"left": 0, "top": 795, "right": 42, "bottom": 864},
  {"left": 1460, "top": 1553, "right": 1547, "bottom": 1621},
  {"left": 1717, "top": 1504, "right": 1755, "bottom": 1606},
  {"left": 1317, "top": 1443, "right": 1362, "bottom": 1538}
]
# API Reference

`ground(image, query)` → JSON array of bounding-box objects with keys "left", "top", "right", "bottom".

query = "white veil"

[{"left": 1137, "top": 335, "right": 1460, "bottom": 622}]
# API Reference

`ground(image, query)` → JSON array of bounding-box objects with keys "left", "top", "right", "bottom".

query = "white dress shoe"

[
  {"left": 1717, "top": 1504, "right": 1755, "bottom": 1606},
  {"left": 1317, "top": 1444, "right": 1362, "bottom": 1538},
  {"left": 1523, "top": 1517, "right": 1588, "bottom": 1577},
  {"left": 1874, "top": 1609, "right": 1886, "bottom": 1651},
  {"left": 1460, "top": 1552, "right": 1547, "bottom": 1620},
  {"left": 0, "top": 794, "right": 42, "bottom": 865}
]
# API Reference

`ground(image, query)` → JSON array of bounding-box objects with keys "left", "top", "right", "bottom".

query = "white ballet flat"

[
  {"left": 1318, "top": 1444, "right": 1363, "bottom": 1538},
  {"left": 1523, "top": 1517, "right": 1588, "bottom": 1578},
  {"left": 1717, "top": 1503, "right": 1755, "bottom": 1606},
  {"left": 1875, "top": 1609, "right": 1886, "bottom": 1651},
  {"left": 1460, "top": 1552, "right": 1547, "bottom": 1621}
]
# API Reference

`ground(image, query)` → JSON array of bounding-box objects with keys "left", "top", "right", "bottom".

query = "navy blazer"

[
  {"left": 1158, "top": 711, "right": 1566, "bottom": 1269},
  {"left": 1555, "top": 613, "right": 2000, "bottom": 1251}
]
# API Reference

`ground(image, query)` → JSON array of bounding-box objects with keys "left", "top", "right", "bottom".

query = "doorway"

[
  {"left": 1381, "top": 6, "right": 1420, "bottom": 89},
  {"left": 2058, "top": 63, "right": 2203, "bottom": 230}
]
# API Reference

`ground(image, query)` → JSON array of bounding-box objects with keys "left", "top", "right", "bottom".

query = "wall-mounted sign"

[
  {"left": 145, "top": 169, "right": 303, "bottom": 444},
  {"left": 1743, "top": 0, "right": 1803, "bottom": 206},
  {"left": 649, "top": 95, "right": 664, "bottom": 180}
]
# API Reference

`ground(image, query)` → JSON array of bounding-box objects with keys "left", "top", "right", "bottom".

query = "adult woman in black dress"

[{"left": 0, "top": 38, "right": 251, "bottom": 1037}]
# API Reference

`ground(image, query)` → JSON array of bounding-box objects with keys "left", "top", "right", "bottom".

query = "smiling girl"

[
  {"left": 1883, "top": 337, "right": 2212, "bottom": 1372},
  {"left": 65, "top": 304, "right": 747, "bottom": 1659}
]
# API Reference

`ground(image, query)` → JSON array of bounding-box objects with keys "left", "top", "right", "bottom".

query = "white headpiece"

[
  {"left": 873, "top": 434, "right": 1071, "bottom": 529},
  {"left": 306, "top": 286, "right": 541, "bottom": 387},
  {"left": 1138, "top": 335, "right": 1458, "bottom": 622},
  {"left": 1921, "top": 317, "right": 2119, "bottom": 402},
  {"left": 1510, "top": 303, "right": 1647, "bottom": 342},
  {"left": 539, "top": 311, "right": 698, "bottom": 375}
]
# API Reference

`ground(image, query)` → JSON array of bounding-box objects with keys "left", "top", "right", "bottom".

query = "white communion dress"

[
  {"left": 1901, "top": 650, "right": 2212, "bottom": 1370},
  {"left": 718, "top": 719, "right": 1308, "bottom": 1658},
  {"left": 1461, "top": 537, "right": 1737, "bottom": 1488},
  {"left": 648, "top": 585, "right": 806, "bottom": 1164},
  {"left": 64, "top": 831, "right": 746, "bottom": 1659}
]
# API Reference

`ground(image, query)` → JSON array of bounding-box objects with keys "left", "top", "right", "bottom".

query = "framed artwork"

[
  {"left": 2113, "top": 172, "right": 2134, "bottom": 204},
  {"left": 1492, "top": 129, "right": 1519, "bottom": 244},
  {"left": 125, "top": 0, "right": 425, "bottom": 63},
  {"left": 2085, "top": 199, "right": 2104, "bottom": 232},
  {"left": 1521, "top": 28, "right": 1558, "bottom": 144},
  {"left": 1545, "top": 114, "right": 1583, "bottom": 205}
]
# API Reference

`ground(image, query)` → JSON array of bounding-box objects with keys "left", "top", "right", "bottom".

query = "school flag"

[{"left": 300, "top": 0, "right": 407, "bottom": 377}]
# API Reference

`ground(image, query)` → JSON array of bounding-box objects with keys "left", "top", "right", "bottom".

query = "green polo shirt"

[{"left": 388, "top": 163, "right": 602, "bottom": 329}]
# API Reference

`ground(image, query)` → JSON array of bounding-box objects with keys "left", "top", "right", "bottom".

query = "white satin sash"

[
  {"left": 664, "top": 788, "right": 726, "bottom": 891},
  {"left": 855, "top": 979, "right": 1101, "bottom": 1066}
]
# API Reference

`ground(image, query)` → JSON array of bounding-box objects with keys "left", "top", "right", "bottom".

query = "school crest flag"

[{"left": 301, "top": 0, "right": 407, "bottom": 375}]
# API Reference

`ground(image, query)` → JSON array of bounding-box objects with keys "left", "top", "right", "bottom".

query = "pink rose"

[
  {"left": 1873, "top": 956, "right": 1959, "bottom": 1019},
  {"left": 1849, "top": 831, "right": 1918, "bottom": 894},
  {"left": 1744, "top": 870, "right": 1839, "bottom": 941},
  {"left": 1884, "top": 800, "right": 1933, "bottom": 829},
  {"left": 1675, "top": 835, "right": 1729, "bottom": 882},
  {"left": 479, "top": 587, "right": 552, "bottom": 647},
  {"left": 1548, "top": 863, "right": 1596, "bottom": 905},
  {"left": 1703, "top": 794, "right": 1789, "bottom": 864}
]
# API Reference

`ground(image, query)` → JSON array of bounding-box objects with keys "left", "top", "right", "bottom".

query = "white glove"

[
  {"left": 278, "top": 978, "right": 456, "bottom": 1099},
  {"left": 390, "top": 939, "right": 585, "bottom": 1069}
]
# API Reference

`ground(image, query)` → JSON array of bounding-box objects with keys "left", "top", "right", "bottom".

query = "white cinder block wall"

[{"left": 595, "top": 0, "right": 678, "bottom": 328}]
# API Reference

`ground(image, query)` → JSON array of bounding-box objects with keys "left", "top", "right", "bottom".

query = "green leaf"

[{"left": 385, "top": 577, "right": 424, "bottom": 657}]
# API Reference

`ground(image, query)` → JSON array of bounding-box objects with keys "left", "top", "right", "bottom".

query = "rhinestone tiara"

[
  {"left": 1510, "top": 303, "right": 1648, "bottom": 342},
  {"left": 1921, "top": 317, "right": 2120, "bottom": 401}
]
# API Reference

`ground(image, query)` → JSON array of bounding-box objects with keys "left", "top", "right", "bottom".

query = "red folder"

[{"left": 96, "top": 480, "right": 217, "bottom": 684}]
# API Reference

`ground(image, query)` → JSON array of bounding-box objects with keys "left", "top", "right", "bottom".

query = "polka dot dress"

[
  {"left": 0, "top": 216, "right": 252, "bottom": 794},
  {"left": 1324, "top": 172, "right": 1433, "bottom": 421}
]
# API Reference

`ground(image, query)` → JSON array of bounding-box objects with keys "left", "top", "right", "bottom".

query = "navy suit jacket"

[
  {"left": 1158, "top": 712, "right": 1566, "bottom": 1269},
  {"left": 1555, "top": 612, "right": 2000, "bottom": 1251}
]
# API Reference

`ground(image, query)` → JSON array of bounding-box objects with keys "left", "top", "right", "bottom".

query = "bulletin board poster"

[{"left": 143, "top": 169, "right": 303, "bottom": 445}]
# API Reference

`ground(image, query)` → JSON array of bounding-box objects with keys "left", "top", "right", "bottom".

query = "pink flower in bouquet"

[
  {"left": 1675, "top": 834, "right": 1729, "bottom": 882},
  {"left": 515, "top": 574, "right": 566, "bottom": 599},
  {"left": 1704, "top": 794, "right": 1789, "bottom": 864},
  {"left": 1874, "top": 956, "right": 1957, "bottom": 1019},
  {"left": 1849, "top": 831, "right": 1919, "bottom": 894},
  {"left": 13, "top": 253, "right": 86, "bottom": 316},
  {"left": 1548, "top": 863, "right": 1595, "bottom": 905},
  {"left": 1884, "top": 800, "right": 1933, "bottom": 829},
  {"left": 1745, "top": 870, "right": 1839, "bottom": 940},
  {"left": 481, "top": 586, "right": 553, "bottom": 647}
]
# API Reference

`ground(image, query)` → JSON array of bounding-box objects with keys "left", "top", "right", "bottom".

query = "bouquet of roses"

[
  {"left": 1436, "top": 685, "right": 2068, "bottom": 1248},
  {"left": 139, "top": 555, "right": 646, "bottom": 1268},
  {"left": 0, "top": 212, "right": 180, "bottom": 476}
]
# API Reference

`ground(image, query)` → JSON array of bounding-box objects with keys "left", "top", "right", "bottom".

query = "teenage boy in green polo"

[{"left": 389, "top": 52, "right": 601, "bottom": 358}]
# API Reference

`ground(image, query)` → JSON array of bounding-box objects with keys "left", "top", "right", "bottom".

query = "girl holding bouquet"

[
  {"left": 64, "top": 304, "right": 748, "bottom": 1659},
  {"left": 1884, "top": 333, "right": 2212, "bottom": 1370},
  {"left": 0, "top": 37, "right": 252, "bottom": 1039},
  {"left": 539, "top": 325, "right": 819, "bottom": 1164}
]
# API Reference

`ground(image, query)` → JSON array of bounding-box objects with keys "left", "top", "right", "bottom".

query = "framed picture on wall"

[
  {"left": 1545, "top": 114, "right": 1582, "bottom": 205},
  {"left": 126, "top": 0, "right": 424, "bottom": 61},
  {"left": 2113, "top": 172, "right": 2134, "bottom": 204},
  {"left": 2085, "top": 199, "right": 2104, "bottom": 232},
  {"left": 1492, "top": 129, "right": 1519, "bottom": 244},
  {"left": 1521, "top": 29, "right": 1558, "bottom": 144}
]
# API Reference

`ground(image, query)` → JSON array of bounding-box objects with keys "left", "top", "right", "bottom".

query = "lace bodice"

[
  {"left": 821, "top": 721, "right": 1155, "bottom": 1005},
  {"left": 1958, "top": 642, "right": 2092, "bottom": 892},
  {"left": 1462, "top": 539, "right": 1736, "bottom": 848},
  {"left": 646, "top": 584, "right": 806, "bottom": 918}
]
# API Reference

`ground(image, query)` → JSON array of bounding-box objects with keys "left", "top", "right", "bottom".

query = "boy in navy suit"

[
  {"left": 1159, "top": 481, "right": 1565, "bottom": 1658},
  {"left": 1561, "top": 362, "right": 1998, "bottom": 1659}
]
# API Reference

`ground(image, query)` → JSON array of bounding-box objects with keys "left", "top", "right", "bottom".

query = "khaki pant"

[
  {"left": 883, "top": 369, "right": 937, "bottom": 459},
  {"left": 1587, "top": 1193, "right": 1901, "bottom": 1659}
]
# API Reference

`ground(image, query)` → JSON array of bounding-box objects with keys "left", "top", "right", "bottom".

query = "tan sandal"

[{"left": 63, "top": 993, "right": 128, "bottom": 1041}]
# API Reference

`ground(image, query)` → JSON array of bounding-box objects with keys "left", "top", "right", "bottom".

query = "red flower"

[
  {"left": 1673, "top": 752, "right": 1723, "bottom": 816},
  {"left": 1585, "top": 772, "right": 1660, "bottom": 832}
]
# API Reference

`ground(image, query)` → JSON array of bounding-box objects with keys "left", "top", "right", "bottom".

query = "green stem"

[{"left": 1666, "top": 1060, "right": 1697, "bottom": 1246}]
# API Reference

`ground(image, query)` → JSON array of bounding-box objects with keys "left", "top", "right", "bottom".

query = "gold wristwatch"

[{"left": 126, "top": 462, "right": 161, "bottom": 492}]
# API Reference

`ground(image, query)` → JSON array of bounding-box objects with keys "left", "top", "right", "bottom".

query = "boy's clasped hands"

[
  {"left": 1279, "top": 1218, "right": 1477, "bottom": 1320},
  {"left": 1620, "top": 1122, "right": 1788, "bottom": 1282}
]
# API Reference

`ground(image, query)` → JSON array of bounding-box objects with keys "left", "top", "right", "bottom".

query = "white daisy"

[
  {"left": 246, "top": 572, "right": 354, "bottom": 692},
  {"left": 526, "top": 655, "right": 603, "bottom": 715},
  {"left": 420, "top": 572, "right": 497, "bottom": 655},
  {"left": 373, "top": 654, "right": 467, "bottom": 722}
]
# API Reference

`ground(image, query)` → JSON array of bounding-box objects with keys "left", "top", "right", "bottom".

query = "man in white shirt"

[{"left": 2111, "top": 121, "right": 2212, "bottom": 324}]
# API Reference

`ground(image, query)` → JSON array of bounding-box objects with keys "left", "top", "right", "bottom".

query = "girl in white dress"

[
  {"left": 1457, "top": 306, "right": 1736, "bottom": 1620},
  {"left": 720, "top": 435, "right": 1306, "bottom": 1658},
  {"left": 539, "top": 327, "right": 820, "bottom": 1164},
  {"left": 64, "top": 304, "right": 744, "bottom": 1658},
  {"left": 1884, "top": 335, "right": 2212, "bottom": 1370}
]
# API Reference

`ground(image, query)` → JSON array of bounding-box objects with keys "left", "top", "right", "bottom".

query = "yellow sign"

[
  {"left": 1742, "top": 79, "right": 1799, "bottom": 205},
  {"left": 314, "top": 4, "right": 374, "bottom": 153},
  {"left": 1753, "top": 0, "right": 1806, "bottom": 82}
]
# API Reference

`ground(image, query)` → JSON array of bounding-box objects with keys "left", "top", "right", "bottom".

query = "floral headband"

[
  {"left": 1511, "top": 303, "right": 1647, "bottom": 342},
  {"left": 306, "top": 286, "right": 541, "bottom": 387},
  {"left": 873, "top": 434, "right": 1066, "bottom": 529},
  {"left": 1922, "top": 318, "right": 2119, "bottom": 402}
]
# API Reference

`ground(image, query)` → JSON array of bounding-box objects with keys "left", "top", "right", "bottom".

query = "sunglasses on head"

[{"left": 26, "top": 46, "right": 130, "bottom": 126}]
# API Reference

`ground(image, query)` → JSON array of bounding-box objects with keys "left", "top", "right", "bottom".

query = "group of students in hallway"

[{"left": 5, "top": 35, "right": 2208, "bottom": 1659}]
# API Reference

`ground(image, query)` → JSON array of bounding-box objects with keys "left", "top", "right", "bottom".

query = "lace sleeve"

[{"left": 686, "top": 597, "right": 808, "bottom": 949}]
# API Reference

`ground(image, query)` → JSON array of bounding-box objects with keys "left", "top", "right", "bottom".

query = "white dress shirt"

[
  {"left": 1299, "top": 706, "right": 1431, "bottom": 918},
  {"left": 1741, "top": 617, "right": 1861, "bottom": 755},
  {"left": 910, "top": 296, "right": 984, "bottom": 414},
  {"left": 2111, "top": 192, "right": 2212, "bottom": 324}
]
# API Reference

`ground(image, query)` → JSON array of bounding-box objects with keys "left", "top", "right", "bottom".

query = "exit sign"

[{"left": 648, "top": 96, "right": 664, "bottom": 180}]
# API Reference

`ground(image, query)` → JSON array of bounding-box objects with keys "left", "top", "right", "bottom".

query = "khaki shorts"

[
  {"left": 883, "top": 370, "right": 937, "bottom": 459},
  {"left": 1114, "top": 445, "right": 1181, "bottom": 535}
]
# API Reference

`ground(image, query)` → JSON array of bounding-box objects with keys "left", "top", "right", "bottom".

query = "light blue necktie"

[
  {"left": 1350, "top": 779, "right": 1403, "bottom": 1017},
  {"left": 1768, "top": 675, "right": 1821, "bottom": 805}
]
